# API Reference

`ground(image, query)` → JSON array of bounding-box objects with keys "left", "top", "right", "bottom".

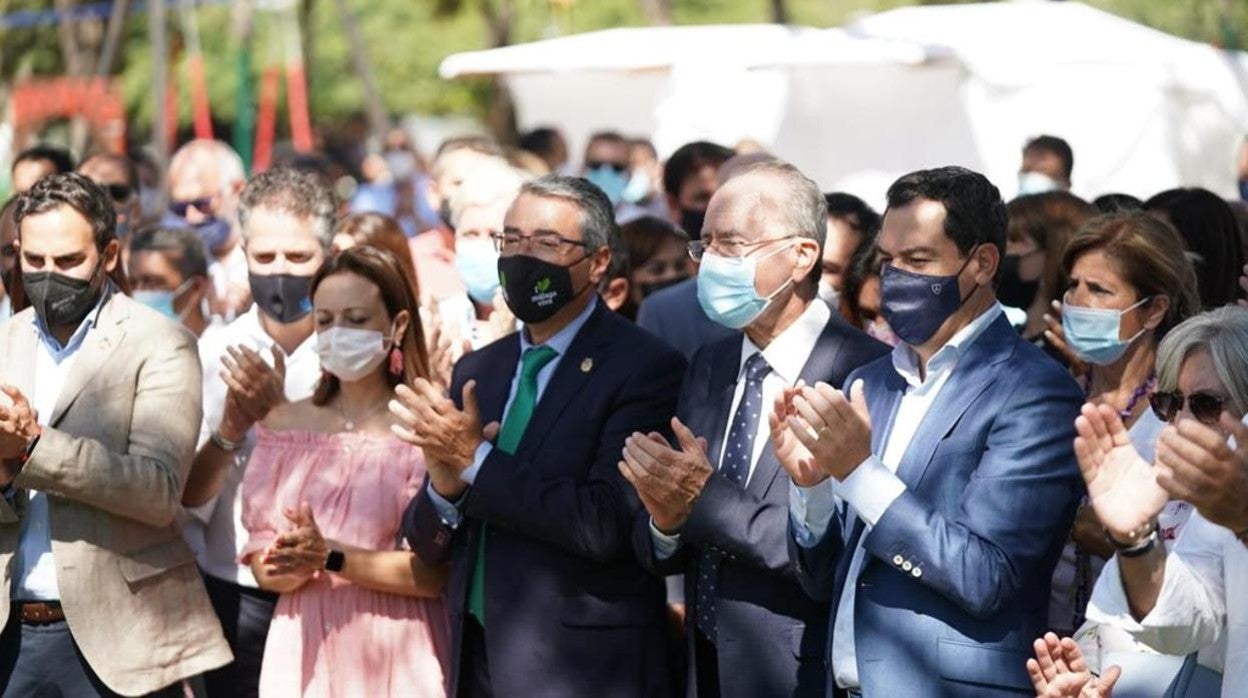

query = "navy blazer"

[
  {"left": 404, "top": 303, "right": 686, "bottom": 697},
  {"left": 633, "top": 311, "right": 889, "bottom": 698},
  {"left": 791, "top": 314, "right": 1085, "bottom": 697},
  {"left": 636, "top": 277, "right": 736, "bottom": 359}
]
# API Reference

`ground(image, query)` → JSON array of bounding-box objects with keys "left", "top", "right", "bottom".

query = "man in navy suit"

[
  {"left": 393, "top": 175, "right": 685, "bottom": 697},
  {"left": 621, "top": 161, "right": 889, "bottom": 697},
  {"left": 636, "top": 141, "right": 737, "bottom": 358},
  {"left": 774, "top": 166, "right": 1084, "bottom": 696}
]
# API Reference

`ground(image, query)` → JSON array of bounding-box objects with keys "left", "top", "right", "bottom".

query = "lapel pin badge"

[{"left": 580, "top": 358, "right": 593, "bottom": 373}]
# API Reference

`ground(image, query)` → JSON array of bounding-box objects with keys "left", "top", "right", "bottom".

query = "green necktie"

[{"left": 468, "top": 345, "right": 559, "bottom": 626}]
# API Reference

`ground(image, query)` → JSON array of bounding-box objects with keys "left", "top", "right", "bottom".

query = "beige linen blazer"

[{"left": 0, "top": 293, "right": 231, "bottom": 696}]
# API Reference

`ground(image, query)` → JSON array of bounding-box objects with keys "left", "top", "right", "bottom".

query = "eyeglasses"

[
  {"left": 687, "top": 235, "right": 796, "bottom": 262},
  {"left": 490, "top": 231, "right": 591, "bottom": 255},
  {"left": 105, "top": 183, "right": 133, "bottom": 204},
  {"left": 584, "top": 160, "right": 628, "bottom": 173},
  {"left": 169, "top": 197, "right": 214, "bottom": 218},
  {"left": 1149, "top": 390, "right": 1228, "bottom": 426}
]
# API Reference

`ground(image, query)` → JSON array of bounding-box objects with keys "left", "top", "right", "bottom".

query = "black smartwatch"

[{"left": 324, "top": 549, "right": 345, "bottom": 573}]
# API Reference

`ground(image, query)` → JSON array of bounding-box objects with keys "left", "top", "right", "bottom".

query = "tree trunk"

[
  {"left": 769, "top": 0, "right": 789, "bottom": 25},
  {"left": 480, "top": 0, "right": 517, "bottom": 145},
  {"left": 150, "top": 0, "right": 170, "bottom": 203},
  {"left": 332, "top": 0, "right": 390, "bottom": 140},
  {"left": 639, "top": 0, "right": 673, "bottom": 26},
  {"left": 95, "top": 0, "right": 130, "bottom": 77}
]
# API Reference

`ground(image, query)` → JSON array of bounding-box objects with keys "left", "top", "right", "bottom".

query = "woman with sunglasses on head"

[
  {"left": 1045, "top": 211, "right": 1200, "bottom": 638},
  {"left": 239, "top": 245, "right": 450, "bottom": 697},
  {"left": 1028, "top": 305, "right": 1248, "bottom": 697}
]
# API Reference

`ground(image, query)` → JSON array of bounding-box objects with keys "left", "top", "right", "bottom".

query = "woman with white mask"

[
  {"left": 240, "top": 245, "right": 450, "bottom": 697},
  {"left": 1044, "top": 211, "right": 1200, "bottom": 638}
]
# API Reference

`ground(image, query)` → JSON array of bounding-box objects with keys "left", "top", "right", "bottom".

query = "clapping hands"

[{"left": 768, "top": 379, "right": 873, "bottom": 487}]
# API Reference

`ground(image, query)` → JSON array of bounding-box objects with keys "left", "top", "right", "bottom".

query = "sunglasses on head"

[
  {"left": 585, "top": 160, "right": 628, "bottom": 173},
  {"left": 1149, "top": 390, "right": 1227, "bottom": 426},
  {"left": 105, "top": 183, "right": 133, "bottom": 203},
  {"left": 169, "top": 197, "right": 214, "bottom": 218}
]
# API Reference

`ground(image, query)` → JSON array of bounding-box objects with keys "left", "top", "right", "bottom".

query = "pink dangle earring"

[{"left": 389, "top": 346, "right": 404, "bottom": 377}]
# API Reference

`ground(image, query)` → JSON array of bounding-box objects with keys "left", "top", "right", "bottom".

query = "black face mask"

[
  {"left": 679, "top": 208, "right": 706, "bottom": 239},
  {"left": 639, "top": 275, "right": 689, "bottom": 299},
  {"left": 996, "top": 254, "right": 1041, "bottom": 310},
  {"left": 498, "top": 254, "right": 590, "bottom": 324},
  {"left": 438, "top": 199, "right": 454, "bottom": 230},
  {"left": 24, "top": 266, "right": 104, "bottom": 328},
  {"left": 249, "top": 273, "right": 314, "bottom": 323}
]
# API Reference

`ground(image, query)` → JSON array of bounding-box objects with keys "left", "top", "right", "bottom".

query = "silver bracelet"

[{"left": 210, "top": 430, "right": 245, "bottom": 453}]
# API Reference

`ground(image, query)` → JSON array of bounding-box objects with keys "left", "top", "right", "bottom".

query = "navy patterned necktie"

[{"left": 695, "top": 352, "right": 772, "bottom": 642}]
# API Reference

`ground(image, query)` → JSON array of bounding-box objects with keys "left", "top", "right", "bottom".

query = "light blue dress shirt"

[
  {"left": 11, "top": 287, "right": 111, "bottom": 601},
  {"left": 427, "top": 297, "right": 598, "bottom": 526}
]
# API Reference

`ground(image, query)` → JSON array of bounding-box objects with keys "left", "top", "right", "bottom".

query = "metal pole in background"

[{"left": 150, "top": 0, "right": 170, "bottom": 205}]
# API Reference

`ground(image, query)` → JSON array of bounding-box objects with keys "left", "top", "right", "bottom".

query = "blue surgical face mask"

[
  {"left": 1018, "top": 171, "right": 1060, "bottom": 196},
  {"left": 1061, "top": 296, "right": 1152, "bottom": 365},
  {"left": 621, "top": 169, "right": 652, "bottom": 204},
  {"left": 879, "top": 252, "right": 976, "bottom": 346},
  {"left": 455, "top": 238, "right": 501, "bottom": 303},
  {"left": 133, "top": 279, "right": 194, "bottom": 321},
  {"left": 696, "top": 243, "right": 793, "bottom": 329},
  {"left": 585, "top": 165, "right": 629, "bottom": 206},
  {"left": 161, "top": 211, "right": 232, "bottom": 253}
]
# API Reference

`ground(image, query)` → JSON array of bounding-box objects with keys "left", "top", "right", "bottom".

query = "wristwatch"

[
  {"left": 1108, "top": 520, "right": 1160, "bottom": 558},
  {"left": 324, "top": 549, "right": 345, "bottom": 573},
  {"left": 210, "top": 430, "right": 244, "bottom": 453}
]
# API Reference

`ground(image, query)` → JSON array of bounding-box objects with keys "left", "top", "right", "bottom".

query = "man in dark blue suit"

[
  {"left": 636, "top": 141, "right": 737, "bottom": 359},
  {"left": 393, "top": 175, "right": 686, "bottom": 697},
  {"left": 620, "top": 161, "right": 889, "bottom": 698},
  {"left": 773, "top": 167, "right": 1084, "bottom": 696}
]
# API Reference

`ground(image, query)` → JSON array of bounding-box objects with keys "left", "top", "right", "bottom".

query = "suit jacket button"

[
  {"left": 911, "top": 567, "right": 922, "bottom": 578},
  {"left": 902, "top": 561, "right": 913, "bottom": 572},
  {"left": 892, "top": 554, "right": 904, "bottom": 566}
]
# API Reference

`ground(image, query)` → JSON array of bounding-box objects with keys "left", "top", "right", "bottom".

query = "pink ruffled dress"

[{"left": 241, "top": 427, "right": 450, "bottom": 697}]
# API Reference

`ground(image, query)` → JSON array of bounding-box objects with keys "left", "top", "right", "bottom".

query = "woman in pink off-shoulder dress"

[{"left": 241, "top": 245, "right": 450, "bottom": 697}]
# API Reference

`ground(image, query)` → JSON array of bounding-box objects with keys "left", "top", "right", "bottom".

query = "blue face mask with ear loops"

[
  {"left": 879, "top": 250, "right": 978, "bottom": 346},
  {"left": 1061, "top": 296, "right": 1152, "bottom": 365},
  {"left": 696, "top": 243, "right": 794, "bottom": 330}
]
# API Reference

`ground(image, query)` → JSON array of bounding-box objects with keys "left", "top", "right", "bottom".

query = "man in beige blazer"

[{"left": 0, "top": 173, "right": 231, "bottom": 697}]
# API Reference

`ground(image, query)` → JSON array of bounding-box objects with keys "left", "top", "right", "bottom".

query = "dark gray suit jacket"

[
  {"left": 636, "top": 277, "right": 736, "bottom": 359},
  {"left": 633, "top": 309, "right": 889, "bottom": 698}
]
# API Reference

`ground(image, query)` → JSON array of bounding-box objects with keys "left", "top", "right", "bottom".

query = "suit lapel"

[
  {"left": 3, "top": 315, "right": 38, "bottom": 400},
  {"left": 476, "top": 335, "right": 521, "bottom": 427},
  {"left": 700, "top": 341, "right": 742, "bottom": 474},
  {"left": 891, "top": 315, "right": 1017, "bottom": 490},
  {"left": 50, "top": 297, "right": 128, "bottom": 427},
  {"left": 747, "top": 316, "right": 848, "bottom": 500},
  {"left": 514, "top": 305, "right": 609, "bottom": 456}
]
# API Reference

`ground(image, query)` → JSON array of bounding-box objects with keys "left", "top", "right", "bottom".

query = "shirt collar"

[
  {"left": 891, "top": 302, "right": 1003, "bottom": 387},
  {"left": 739, "top": 299, "right": 830, "bottom": 384},
  {"left": 519, "top": 295, "right": 599, "bottom": 357},
  {"left": 32, "top": 282, "right": 114, "bottom": 360},
  {"left": 233, "top": 306, "right": 318, "bottom": 360}
]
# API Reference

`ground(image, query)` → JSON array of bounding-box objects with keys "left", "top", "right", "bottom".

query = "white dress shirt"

[
  {"left": 206, "top": 244, "right": 248, "bottom": 322},
  {"left": 427, "top": 297, "right": 599, "bottom": 527},
  {"left": 183, "top": 306, "right": 321, "bottom": 586},
  {"left": 650, "top": 299, "right": 832, "bottom": 557},
  {"left": 791, "top": 303, "right": 1003, "bottom": 689},
  {"left": 1083, "top": 414, "right": 1248, "bottom": 697},
  {"left": 11, "top": 291, "right": 109, "bottom": 600}
]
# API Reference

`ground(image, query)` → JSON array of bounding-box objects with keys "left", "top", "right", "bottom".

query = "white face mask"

[
  {"left": 316, "top": 326, "right": 390, "bottom": 382},
  {"left": 1017, "top": 171, "right": 1060, "bottom": 196},
  {"left": 817, "top": 278, "right": 840, "bottom": 307}
]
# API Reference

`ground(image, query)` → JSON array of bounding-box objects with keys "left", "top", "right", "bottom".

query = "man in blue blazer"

[
  {"left": 774, "top": 167, "right": 1084, "bottom": 696},
  {"left": 394, "top": 176, "right": 685, "bottom": 697},
  {"left": 621, "top": 161, "right": 889, "bottom": 698}
]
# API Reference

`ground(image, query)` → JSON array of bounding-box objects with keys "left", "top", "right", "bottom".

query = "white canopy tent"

[{"left": 439, "top": 2, "right": 1248, "bottom": 205}]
